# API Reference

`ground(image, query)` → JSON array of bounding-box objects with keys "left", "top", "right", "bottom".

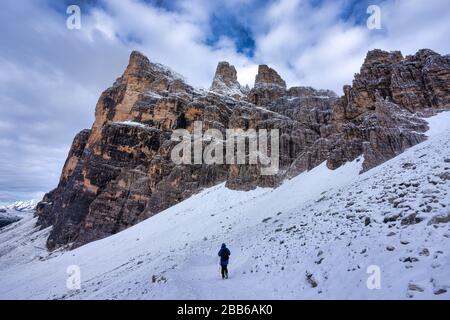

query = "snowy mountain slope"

[
  {"left": 0, "top": 199, "right": 38, "bottom": 215},
  {"left": 0, "top": 199, "right": 38, "bottom": 228},
  {"left": 0, "top": 112, "right": 449, "bottom": 300}
]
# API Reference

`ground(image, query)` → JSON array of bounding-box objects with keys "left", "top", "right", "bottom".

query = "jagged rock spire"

[
  {"left": 254, "top": 64, "right": 286, "bottom": 89},
  {"left": 123, "top": 50, "right": 152, "bottom": 78},
  {"left": 211, "top": 62, "right": 239, "bottom": 88},
  {"left": 210, "top": 61, "right": 243, "bottom": 98}
]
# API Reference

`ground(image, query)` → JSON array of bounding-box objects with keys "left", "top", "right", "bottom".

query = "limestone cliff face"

[
  {"left": 37, "top": 49, "right": 450, "bottom": 250},
  {"left": 327, "top": 49, "right": 450, "bottom": 172}
]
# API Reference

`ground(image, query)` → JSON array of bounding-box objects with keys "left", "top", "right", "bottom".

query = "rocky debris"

[
  {"left": 305, "top": 271, "right": 318, "bottom": 288},
  {"left": 36, "top": 48, "right": 450, "bottom": 250},
  {"left": 151, "top": 274, "right": 167, "bottom": 284},
  {"left": 401, "top": 214, "right": 424, "bottom": 226},
  {"left": 408, "top": 283, "right": 424, "bottom": 292},
  {"left": 434, "top": 288, "right": 447, "bottom": 295},
  {"left": 402, "top": 257, "right": 419, "bottom": 263},
  {"left": 384, "top": 214, "right": 401, "bottom": 223},
  {"left": 428, "top": 213, "right": 450, "bottom": 225}
]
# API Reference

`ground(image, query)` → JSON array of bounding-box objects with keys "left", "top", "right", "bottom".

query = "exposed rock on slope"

[{"left": 37, "top": 49, "right": 450, "bottom": 250}]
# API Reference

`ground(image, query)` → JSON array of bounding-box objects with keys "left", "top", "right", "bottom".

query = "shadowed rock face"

[
  {"left": 249, "top": 64, "right": 287, "bottom": 106},
  {"left": 37, "top": 49, "right": 450, "bottom": 250}
]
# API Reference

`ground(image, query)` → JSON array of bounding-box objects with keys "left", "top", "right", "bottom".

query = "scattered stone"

[
  {"left": 408, "top": 283, "right": 424, "bottom": 292},
  {"left": 402, "top": 257, "right": 419, "bottom": 263},
  {"left": 305, "top": 271, "right": 318, "bottom": 288},
  {"left": 438, "top": 172, "right": 450, "bottom": 181},
  {"left": 315, "top": 257, "right": 324, "bottom": 265},
  {"left": 401, "top": 214, "right": 424, "bottom": 226},
  {"left": 428, "top": 213, "right": 450, "bottom": 225},
  {"left": 384, "top": 214, "right": 401, "bottom": 223},
  {"left": 386, "top": 246, "right": 396, "bottom": 251},
  {"left": 434, "top": 288, "right": 447, "bottom": 295},
  {"left": 402, "top": 163, "right": 415, "bottom": 169}
]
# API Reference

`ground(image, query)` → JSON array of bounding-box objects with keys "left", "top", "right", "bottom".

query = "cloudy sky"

[{"left": 0, "top": 0, "right": 449, "bottom": 203}]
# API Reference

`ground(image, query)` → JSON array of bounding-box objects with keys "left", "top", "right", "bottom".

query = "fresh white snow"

[
  {"left": 113, "top": 120, "right": 148, "bottom": 128},
  {"left": 0, "top": 199, "right": 38, "bottom": 220},
  {"left": 0, "top": 112, "right": 449, "bottom": 300}
]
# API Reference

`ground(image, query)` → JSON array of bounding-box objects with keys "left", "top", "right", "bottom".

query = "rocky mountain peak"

[
  {"left": 122, "top": 51, "right": 187, "bottom": 87},
  {"left": 210, "top": 61, "right": 242, "bottom": 97},
  {"left": 255, "top": 64, "right": 286, "bottom": 89},
  {"left": 414, "top": 48, "right": 440, "bottom": 60},
  {"left": 123, "top": 50, "right": 152, "bottom": 78},
  {"left": 211, "top": 61, "right": 239, "bottom": 87},
  {"left": 363, "top": 49, "right": 403, "bottom": 66}
]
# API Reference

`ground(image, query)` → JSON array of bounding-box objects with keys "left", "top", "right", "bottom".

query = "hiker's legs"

[
  {"left": 221, "top": 265, "right": 226, "bottom": 278},
  {"left": 224, "top": 265, "right": 228, "bottom": 278}
]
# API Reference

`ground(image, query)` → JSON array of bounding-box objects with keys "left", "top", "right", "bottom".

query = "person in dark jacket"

[{"left": 218, "top": 243, "right": 231, "bottom": 279}]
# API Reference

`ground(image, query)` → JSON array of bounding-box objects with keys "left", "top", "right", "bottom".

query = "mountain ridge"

[{"left": 36, "top": 48, "right": 450, "bottom": 250}]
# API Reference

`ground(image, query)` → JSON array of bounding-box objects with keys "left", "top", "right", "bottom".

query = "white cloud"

[{"left": 247, "top": 0, "right": 450, "bottom": 92}]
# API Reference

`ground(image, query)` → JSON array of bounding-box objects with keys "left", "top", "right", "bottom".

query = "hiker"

[{"left": 218, "top": 243, "right": 231, "bottom": 279}]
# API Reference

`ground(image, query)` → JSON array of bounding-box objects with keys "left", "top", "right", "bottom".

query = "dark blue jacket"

[{"left": 218, "top": 244, "right": 231, "bottom": 266}]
